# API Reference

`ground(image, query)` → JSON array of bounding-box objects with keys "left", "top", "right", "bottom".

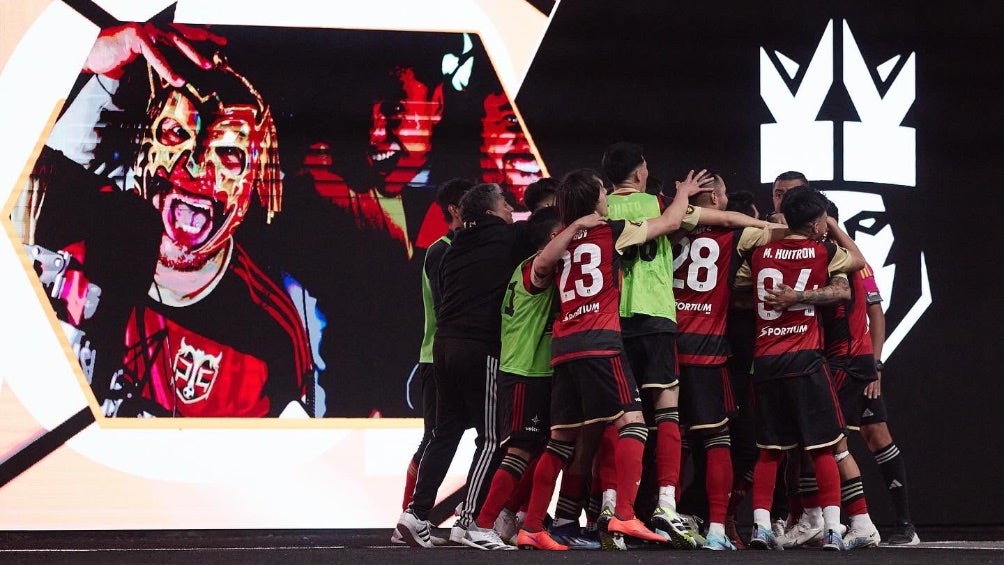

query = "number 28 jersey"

[
  {"left": 673, "top": 226, "right": 771, "bottom": 366},
  {"left": 550, "top": 219, "right": 648, "bottom": 365}
]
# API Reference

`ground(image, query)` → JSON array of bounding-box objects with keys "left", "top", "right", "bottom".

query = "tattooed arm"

[{"left": 763, "top": 274, "right": 851, "bottom": 311}]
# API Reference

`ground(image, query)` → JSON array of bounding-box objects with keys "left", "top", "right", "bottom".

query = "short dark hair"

[
  {"left": 459, "top": 183, "right": 503, "bottom": 223},
  {"left": 726, "top": 190, "right": 758, "bottom": 219},
  {"left": 779, "top": 185, "right": 827, "bottom": 230},
  {"left": 526, "top": 205, "right": 560, "bottom": 250},
  {"left": 826, "top": 199, "right": 839, "bottom": 223},
  {"left": 644, "top": 176, "right": 664, "bottom": 196},
  {"left": 775, "top": 170, "right": 809, "bottom": 186},
  {"left": 436, "top": 178, "right": 475, "bottom": 222},
  {"left": 557, "top": 168, "right": 603, "bottom": 226},
  {"left": 523, "top": 177, "right": 558, "bottom": 211},
  {"left": 601, "top": 142, "right": 645, "bottom": 185}
]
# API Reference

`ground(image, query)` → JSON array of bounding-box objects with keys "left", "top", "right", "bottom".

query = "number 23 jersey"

[{"left": 550, "top": 219, "right": 648, "bottom": 365}]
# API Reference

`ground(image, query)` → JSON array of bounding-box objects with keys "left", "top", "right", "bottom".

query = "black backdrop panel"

[{"left": 517, "top": 0, "right": 1004, "bottom": 526}]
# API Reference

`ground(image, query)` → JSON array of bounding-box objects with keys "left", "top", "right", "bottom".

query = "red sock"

[
  {"left": 842, "top": 477, "right": 870, "bottom": 517},
  {"left": 555, "top": 471, "right": 587, "bottom": 522},
  {"left": 523, "top": 451, "right": 564, "bottom": 532},
  {"left": 657, "top": 420, "right": 682, "bottom": 491},
  {"left": 706, "top": 446, "right": 733, "bottom": 524},
  {"left": 614, "top": 424, "right": 647, "bottom": 519},
  {"left": 809, "top": 449, "right": 840, "bottom": 508},
  {"left": 477, "top": 466, "right": 522, "bottom": 528},
  {"left": 402, "top": 458, "right": 418, "bottom": 511},
  {"left": 752, "top": 449, "right": 783, "bottom": 512},
  {"left": 506, "top": 454, "right": 539, "bottom": 513},
  {"left": 599, "top": 425, "right": 618, "bottom": 491}
]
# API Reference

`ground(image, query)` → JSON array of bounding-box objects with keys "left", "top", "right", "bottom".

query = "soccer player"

[
  {"left": 859, "top": 310, "right": 919, "bottom": 544},
  {"left": 736, "top": 185, "right": 865, "bottom": 551},
  {"left": 764, "top": 201, "right": 892, "bottom": 549},
  {"left": 671, "top": 173, "right": 781, "bottom": 550},
  {"left": 601, "top": 143, "right": 775, "bottom": 549},
  {"left": 513, "top": 168, "right": 713, "bottom": 550},
  {"left": 766, "top": 170, "right": 809, "bottom": 224},
  {"left": 467, "top": 206, "right": 603, "bottom": 550}
]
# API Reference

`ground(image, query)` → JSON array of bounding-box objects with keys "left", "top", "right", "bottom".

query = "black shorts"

[
  {"left": 498, "top": 371, "right": 551, "bottom": 449},
  {"left": 833, "top": 369, "right": 869, "bottom": 430},
  {"left": 551, "top": 353, "right": 643, "bottom": 429},
  {"left": 753, "top": 367, "right": 844, "bottom": 451},
  {"left": 860, "top": 394, "right": 889, "bottom": 426},
  {"left": 679, "top": 364, "right": 736, "bottom": 431},
  {"left": 623, "top": 332, "right": 679, "bottom": 389}
]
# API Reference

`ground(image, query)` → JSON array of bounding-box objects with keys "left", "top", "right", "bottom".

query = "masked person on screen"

[{"left": 34, "top": 24, "right": 312, "bottom": 417}]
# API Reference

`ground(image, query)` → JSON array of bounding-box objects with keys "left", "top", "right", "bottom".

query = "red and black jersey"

[
  {"left": 673, "top": 226, "right": 747, "bottom": 366},
  {"left": 749, "top": 238, "right": 847, "bottom": 382},
  {"left": 550, "top": 221, "right": 628, "bottom": 365},
  {"left": 122, "top": 244, "right": 312, "bottom": 417},
  {"left": 823, "top": 264, "right": 876, "bottom": 372}
]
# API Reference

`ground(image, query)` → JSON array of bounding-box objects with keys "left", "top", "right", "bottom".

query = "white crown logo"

[{"left": 760, "top": 20, "right": 915, "bottom": 187}]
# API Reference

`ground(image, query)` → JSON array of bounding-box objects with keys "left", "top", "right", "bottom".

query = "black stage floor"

[{"left": 3, "top": 527, "right": 1004, "bottom": 564}]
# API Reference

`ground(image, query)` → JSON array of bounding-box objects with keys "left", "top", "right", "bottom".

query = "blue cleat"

[
  {"left": 749, "top": 523, "right": 783, "bottom": 550},
  {"left": 822, "top": 528, "right": 846, "bottom": 550},
  {"left": 703, "top": 530, "right": 738, "bottom": 551},
  {"left": 549, "top": 522, "right": 601, "bottom": 550}
]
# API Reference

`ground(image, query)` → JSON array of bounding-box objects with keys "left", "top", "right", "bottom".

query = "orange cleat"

[
  {"left": 516, "top": 529, "right": 569, "bottom": 551},
  {"left": 608, "top": 517, "right": 670, "bottom": 543}
]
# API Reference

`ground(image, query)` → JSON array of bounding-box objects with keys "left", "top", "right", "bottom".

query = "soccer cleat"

[
  {"left": 822, "top": 528, "right": 846, "bottom": 551},
  {"left": 459, "top": 524, "right": 516, "bottom": 550},
  {"left": 596, "top": 508, "right": 626, "bottom": 551},
  {"left": 885, "top": 521, "right": 920, "bottom": 545},
  {"left": 449, "top": 524, "right": 466, "bottom": 545},
  {"left": 548, "top": 522, "right": 601, "bottom": 549},
  {"left": 702, "top": 530, "right": 738, "bottom": 551},
  {"left": 778, "top": 512, "right": 823, "bottom": 548},
  {"left": 516, "top": 529, "right": 569, "bottom": 551},
  {"left": 843, "top": 523, "right": 881, "bottom": 549},
  {"left": 772, "top": 518, "right": 787, "bottom": 537},
  {"left": 725, "top": 514, "right": 747, "bottom": 549},
  {"left": 678, "top": 513, "right": 707, "bottom": 547},
  {"left": 493, "top": 508, "right": 519, "bottom": 545},
  {"left": 395, "top": 510, "right": 435, "bottom": 548},
  {"left": 651, "top": 506, "right": 698, "bottom": 549},
  {"left": 608, "top": 516, "right": 669, "bottom": 543},
  {"left": 749, "top": 523, "right": 783, "bottom": 550}
]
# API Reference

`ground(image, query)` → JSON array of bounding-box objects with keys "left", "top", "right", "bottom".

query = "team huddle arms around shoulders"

[{"left": 395, "top": 144, "right": 918, "bottom": 551}]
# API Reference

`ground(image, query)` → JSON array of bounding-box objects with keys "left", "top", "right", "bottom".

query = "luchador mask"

[{"left": 137, "top": 55, "right": 280, "bottom": 259}]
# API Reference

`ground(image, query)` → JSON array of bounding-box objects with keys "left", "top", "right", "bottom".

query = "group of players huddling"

[{"left": 394, "top": 142, "right": 919, "bottom": 551}]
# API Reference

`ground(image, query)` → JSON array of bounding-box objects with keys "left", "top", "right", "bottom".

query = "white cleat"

[{"left": 459, "top": 524, "right": 517, "bottom": 550}]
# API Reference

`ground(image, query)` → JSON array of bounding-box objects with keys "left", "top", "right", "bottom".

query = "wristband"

[{"left": 874, "top": 360, "right": 884, "bottom": 372}]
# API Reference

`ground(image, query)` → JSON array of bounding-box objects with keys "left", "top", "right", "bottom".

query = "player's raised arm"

[
  {"left": 645, "top": 169, "right": 714, "bottom": 239},
  {"left": 531, "top": 212, "right": 606, "bottom": 287}
]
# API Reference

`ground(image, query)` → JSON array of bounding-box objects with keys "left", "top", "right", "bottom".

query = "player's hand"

[
  {"left": 763, "top": 282, "right": 799, "bottom": 310},
  {"left": 573, "top": 212, "right": 607, "bottom": 230},
  {"left": 674, "top": 169, "right": 715, "bottom": 197},
  {"left": 864, "top": 376, "right": 882, "bottom": 399},
  {"left": 84, "top": 23, "right": 227, "bottom": 87}
]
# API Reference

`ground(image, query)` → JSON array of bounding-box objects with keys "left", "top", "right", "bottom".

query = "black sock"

[{"left": 873, "top": 442, "right": 911, "bottom": 523}]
